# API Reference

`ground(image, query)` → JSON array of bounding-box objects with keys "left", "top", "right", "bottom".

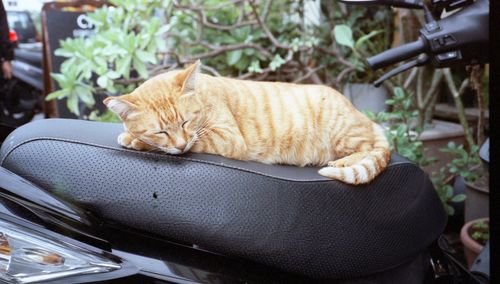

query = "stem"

[
  {"left": 423, "top": 69, "right": 443, "bottom": 107},
  {"left": 443, "top": 68, "right": 475, "bottom": 149},
  {"left": 392, "top": 136, "right": 399, "bottom": 154},
  {"left": 424, "top": 88, "right": 439, "bottom": 126},
  {"left": 421, "top": 69, "right": 443, "bottom": 127},
  {"left": 468, "top": 65, "right": 486, "bottom": 146},
  {"left": 403, "top": 67, "right": 418, "bottom": 89},
  {"left": 416, "top": 67, "right": 424, "bottom": 128}
]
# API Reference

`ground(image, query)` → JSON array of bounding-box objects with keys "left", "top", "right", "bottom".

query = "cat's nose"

[{"left": 175, "top": 141, "right": 187, "bottom": 151}]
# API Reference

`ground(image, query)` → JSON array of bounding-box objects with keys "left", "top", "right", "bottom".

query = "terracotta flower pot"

[{"left": 460, "top": 218, "right": 488, "bottom": 268}]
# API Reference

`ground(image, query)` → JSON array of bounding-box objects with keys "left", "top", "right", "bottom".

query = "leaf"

[
  {"left": 88, "top": 109, "right": 121, "bottom": 123},
  {"left": 106, "top": 82, "right": 117, "bottom": 94},
  {"left": 135, "top": 50, "right": 157, "bottom": 64},
  {"left": 80, "top": 65, "right": 93, "bottom": 80},
  {"left": 226, "top": 50, "right": 242, "bottom": 65},
  {"left": 354, "top": 30, "right": 383, "bottom": 50},
  {"left": 363, "top": 110, "right": 376, "bottom": 120},
  {"left": 447, "top": 141, "right": 456, "bottom": 149},
  {"left": 51, "top": 73, "right": 68, "bottom": 88},
  {"left": 45, "top": 89, "right": 69, "bottom": 101},
  {"left": 66, "top": 94, "right": 80, "bottom": 116},
  {"left": 445, "top": 186, "right": 453, "bottom": 198},
  {"left": 94, "top": 56, "right": 107, "bottom": 67},
  {"left": 97, "top": 75, "right": 108, "bottom": 88},
  {"left": 248, "top": 60, "right": 263, "bottom": 73},
  {"left": 60, "top": 58, "right": 77, "bottom": 74},
  {"left": 156, "top": 38, "right": 167, "bottom": 51},
  {"left": 107, "top": 71, "right": 121, "bottom": 80},
  {"left": 234, "top": 55, "right": 250, "bottom": 71},
  {"left": 396, "top": 124, "right": 407, "bottom": 138},
  {"left": 133, "top": 57, "right": 149, "bottom": 79},
  {"left": 269, "top": 54, "right": 285, "bottom": 71},
  {"left": 75, "top": 85, "right": 95, "bottom": 106},
  {"left": 155, "top": 24, "right": 171, "bottom": 36},
  {"left": 116, "top": 56, "right": 132, "bottom": 79},
  {"left": 244, "top": 48, "right": 255, "bottom": 56},
  {"left": 54, "top": 48, "right": 74, "bottom": 57},
  {"left": 447, "top": 205, "right": 455, "bottom": 216},
  {"left": 394, "top": 87, "right": 405, "bottom": 99},
  {"left": 385, "top": 99, "right": 395, "bottom": 105},
  {"left": 451, "top": 194, "right": 466, "bottom": 203},
  {"left": 334, "top": 25, "right": 354, "bottom": 48}
]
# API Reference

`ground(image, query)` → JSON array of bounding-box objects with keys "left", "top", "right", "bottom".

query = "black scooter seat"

[{"left": 0, "top": 119, "right": 446, "bottom": 280}]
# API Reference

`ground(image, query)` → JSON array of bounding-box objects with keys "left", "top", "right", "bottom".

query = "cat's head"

[{"left": 103, "top": 60, "right": 205, "bottom": 154}]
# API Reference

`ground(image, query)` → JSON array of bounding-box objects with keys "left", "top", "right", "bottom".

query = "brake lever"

[
  {"left": 339, "top": 0, "right": 423, "bottom": 9},
  {"left": 373, "top": 54, "right": 430, "bottom": 87}
]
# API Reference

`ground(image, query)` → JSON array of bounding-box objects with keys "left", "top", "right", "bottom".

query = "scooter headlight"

[{"left": 0, "top": 219, "right": 120, "bottom": 283}]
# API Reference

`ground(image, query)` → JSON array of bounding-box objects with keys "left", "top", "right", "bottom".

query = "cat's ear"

[
  {"left": 103, "top": 95, "right": 137, "bottom": 120},
  {"left": 175, "top": 59, "right": 201, "bottom": 96}
]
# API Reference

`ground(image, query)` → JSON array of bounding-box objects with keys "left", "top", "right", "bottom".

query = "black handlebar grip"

[{"left": 367, "top": 37, "right": 428, "bottom": 70}]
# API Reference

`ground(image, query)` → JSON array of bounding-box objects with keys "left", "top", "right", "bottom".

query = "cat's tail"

[{"left": 318, "top": 124, "right": 391, "bottom": 185}]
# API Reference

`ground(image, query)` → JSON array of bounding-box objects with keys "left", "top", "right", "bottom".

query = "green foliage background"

[{"left": 47, "top": 0, "right": 392, "bottom": 120}]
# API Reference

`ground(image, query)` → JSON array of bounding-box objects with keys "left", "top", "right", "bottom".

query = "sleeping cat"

[{"left": 104, "top": 60, "right": 390, "bottom": 185}]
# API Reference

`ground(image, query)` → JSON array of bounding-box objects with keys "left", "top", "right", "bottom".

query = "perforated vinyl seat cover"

[{"left": 0, "top": 119, "right": 447, "bottom": 279}]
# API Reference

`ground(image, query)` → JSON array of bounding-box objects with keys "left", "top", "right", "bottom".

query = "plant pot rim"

[
  {"left": 419, "top": 119, "right": 465, "bottom": 141},
  {"left": 464, "top": 178, "right": 489, "bottom": 194},
  {"left": 460, "top": 217, "right": 488, "bottom": 254}
]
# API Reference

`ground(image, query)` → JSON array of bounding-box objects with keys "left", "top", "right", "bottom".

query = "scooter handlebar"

[{"left": 367, "top": 37, "right": 428, "bottom": 70}]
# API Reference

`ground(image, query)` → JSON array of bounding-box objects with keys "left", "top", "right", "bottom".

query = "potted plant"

[
  {"left": 332, "top": 5, "right": 393, "bottom": 114},
  {"left": 365, "top": 87, "right": 466, "bottom": 229},
  {"left": 431, "top": 168, "right": 466, "bottom": 231},
  {"left": 460, "top": 218, "right": 489, "bottom": 268},
  {"left": 338, "top": 23, "right": 390, "bottom": 114},
  {"left": 441, "top": 142, "right": 488, "bottom": 222}
]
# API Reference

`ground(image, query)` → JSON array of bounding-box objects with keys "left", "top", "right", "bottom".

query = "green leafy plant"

[
  {"left": 47, "top": 0, "right": 393, "bottom": 121},
  {"left": 333, "top": 24, "right": 382, "bottom": 82},
  {"left": 427, "top": 140, "right": 482, "bottom": 216},
  {"left": 470, "top": 220, "right": 489, "bottom": 246},
  {"left": 47, "top": 0, "right": 169, "bottom": 120},
  {"left": 431, "top": 168, "right": 466, "bottom": 216},
  {"left": 440, "top": 142, "right": 481, "bottom": 183},
  {"left": 365, "top": 87, "right": 475, "bottom": 216},
  {"left": 365, "top": 87, "right": 435, "bottom": 167}
]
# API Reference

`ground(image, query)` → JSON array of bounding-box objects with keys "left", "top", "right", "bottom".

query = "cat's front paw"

[
  {"left": 117, "top": 132, "right": 134, "bottom": 148},
  {"left": 117, "top": 132, "right": 152, "bottom": 151}
]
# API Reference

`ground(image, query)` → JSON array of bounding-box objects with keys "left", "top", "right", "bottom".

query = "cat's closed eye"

[
  {"left": 157, "top": 131, "right": 169, "bottom": 136},
  {"left": 181, "top": 121, "right": 189, "bottom": 128}
]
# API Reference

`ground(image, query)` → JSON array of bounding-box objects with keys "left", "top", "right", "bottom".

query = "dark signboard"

[{"left": 42, "top": 1, "right": 106, "bottom": 118}]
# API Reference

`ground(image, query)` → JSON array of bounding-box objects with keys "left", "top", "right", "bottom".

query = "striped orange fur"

[{"left": 104, "top": 60, "right": 391, "bottom": 185}]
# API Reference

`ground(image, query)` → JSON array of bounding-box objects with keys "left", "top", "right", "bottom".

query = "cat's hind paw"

[
  {"left": 328, "top": 152, "right": 369, "bottom": 167},
  {"left": 328, "top": 158, "right": 353, "bottom": 167}
]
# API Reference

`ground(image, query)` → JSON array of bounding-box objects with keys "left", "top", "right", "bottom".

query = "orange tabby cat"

[{"left": 104, "top": 60, "right": 390, "bottom": 185}]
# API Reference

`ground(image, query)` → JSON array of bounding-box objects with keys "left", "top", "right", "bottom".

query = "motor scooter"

[
  {"left": 0, "top": 0, "right": 489, "bottom": 283},
  {"left": 0, "top": 27, "right": 43, "bottom": 141}
]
